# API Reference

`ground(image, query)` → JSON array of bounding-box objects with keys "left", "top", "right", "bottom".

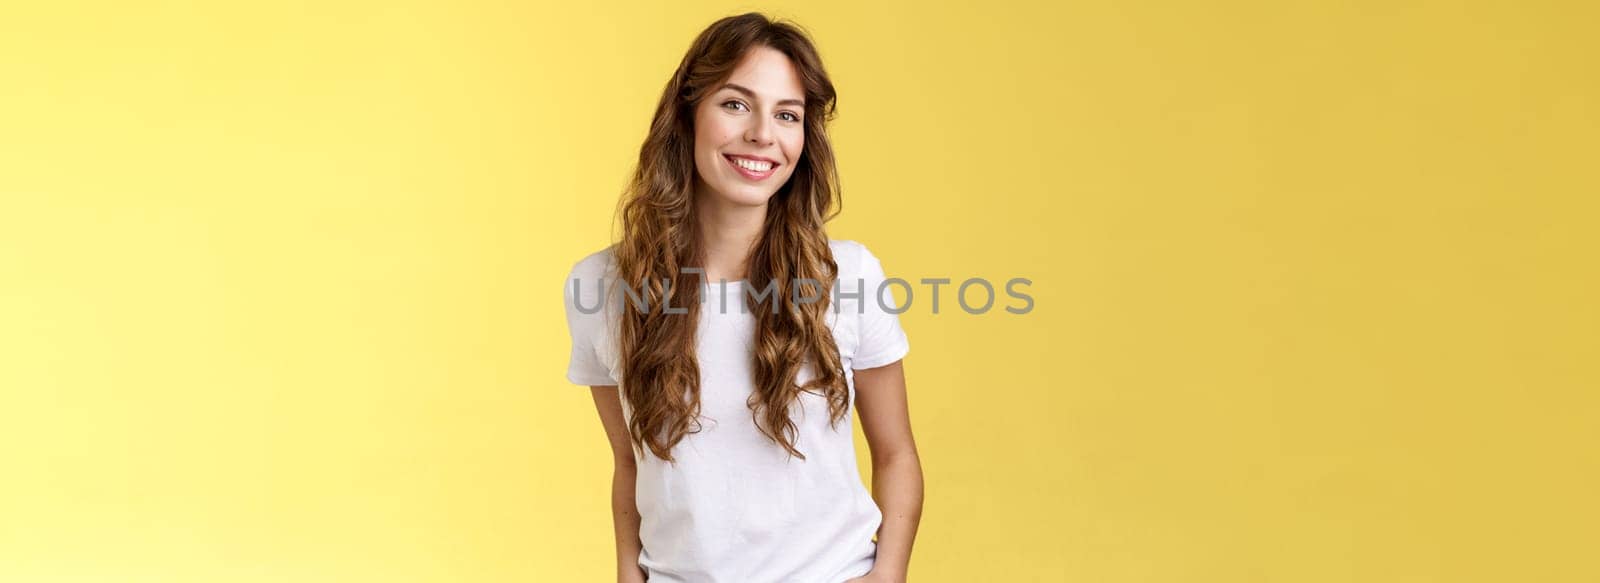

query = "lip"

[{"left": 723, "top": 153, "right": 780, "bottom": 181}]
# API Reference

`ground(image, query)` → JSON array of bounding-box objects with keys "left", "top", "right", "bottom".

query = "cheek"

[
  {"left": 696, "top": 113, "right": 737, "bottom": 149},
  {"left": 783, "top": 134, "right": 805, "bottom": 169}
]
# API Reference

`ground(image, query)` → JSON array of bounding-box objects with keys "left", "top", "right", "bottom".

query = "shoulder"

[
  {"left": 828, "top": 239, "right": 886, "bottom": 280},
  {"left": 828, "top": 239, "right": 865, "bottom": 272},
  {"left": 567, "top": 245, "right": 618, "bottom": 281},
  {"left": 563, "top": 245, "right": 619, "bottom": 311}
]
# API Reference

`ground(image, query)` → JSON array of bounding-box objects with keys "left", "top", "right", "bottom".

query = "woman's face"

[{"left": 692, "top": 46, "right": 807, "bottom": 208}]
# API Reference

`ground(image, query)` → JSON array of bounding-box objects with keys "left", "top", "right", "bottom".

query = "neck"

[{"left": 694, "top": 187, "right": 767, "bottom": 283}]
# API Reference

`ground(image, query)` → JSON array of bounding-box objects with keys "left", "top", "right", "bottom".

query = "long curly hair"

[{"left": 611, "top": 13, "right": 847, "bottom": 463}]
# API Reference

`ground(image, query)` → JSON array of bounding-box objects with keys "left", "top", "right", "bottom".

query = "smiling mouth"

[{"left": 723, "top": 154, "right": 779, "bottom": 179}]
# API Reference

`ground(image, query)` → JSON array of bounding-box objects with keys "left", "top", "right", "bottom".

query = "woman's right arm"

[{"left": 590, "top": 386, "right": 647, "bottom": 582}]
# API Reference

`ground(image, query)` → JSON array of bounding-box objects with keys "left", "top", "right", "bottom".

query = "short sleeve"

[
  {"left": 851, "top": 243, "right": 911, "bottom": 370},
  {"left": 563, "top": 260, "right": 619, "bottom": 386}
]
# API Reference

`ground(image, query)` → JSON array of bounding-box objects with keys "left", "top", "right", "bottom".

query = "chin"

[{"left": 716, "top": 184, "right": 782, "bottom": 207}]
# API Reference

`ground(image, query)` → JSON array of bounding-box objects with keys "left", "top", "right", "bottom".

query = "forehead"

[{"left": 720, "top": 46, "right": 805, "bottom": 103}]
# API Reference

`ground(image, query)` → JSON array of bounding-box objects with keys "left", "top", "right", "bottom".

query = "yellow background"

[{"left": 2, "top": 1, "right": 1596, "bottom": 581}]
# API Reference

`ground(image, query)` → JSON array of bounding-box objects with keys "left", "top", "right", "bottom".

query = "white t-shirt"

[{"left": 562, "top": 239, "right": 910, "bottom": 583}]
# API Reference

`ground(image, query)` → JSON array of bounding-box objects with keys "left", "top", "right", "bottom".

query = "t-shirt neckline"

[{"left": 702, "top": 279, "right": 745, "bottom": 292}]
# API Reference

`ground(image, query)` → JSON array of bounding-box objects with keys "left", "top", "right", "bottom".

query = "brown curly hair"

[{"left": 611, "top": 12, "right": 847, "bottom": 463}]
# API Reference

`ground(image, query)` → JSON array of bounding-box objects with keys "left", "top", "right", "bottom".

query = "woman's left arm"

[{"left": 848, "top": 359, "right": 924, "bottom": 583}]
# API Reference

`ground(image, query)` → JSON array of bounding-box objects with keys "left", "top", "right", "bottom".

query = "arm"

[
  {"left": 849, "top": 360, "right": 924, "bottom": 583},
  {"left": 591, "top": 386, "right": 648, "bottom": 583}
]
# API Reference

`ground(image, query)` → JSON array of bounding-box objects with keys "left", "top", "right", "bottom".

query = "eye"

[
  {"left": 721, "top": 100, "right": 749, "bottom": 112},
  {"left": 777, "top": 111, "right": 801, "bottom": 122}
]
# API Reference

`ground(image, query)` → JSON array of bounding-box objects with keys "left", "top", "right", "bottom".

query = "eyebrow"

[{"left": 718, "top": 83, "right": 805, "bottom": 108}]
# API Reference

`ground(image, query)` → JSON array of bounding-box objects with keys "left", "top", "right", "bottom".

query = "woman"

[{"left": 563, "top": 13, "right": 923, "bottom": 583}]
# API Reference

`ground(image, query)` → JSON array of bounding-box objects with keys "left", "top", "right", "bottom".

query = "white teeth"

[{"left": 732, "top": 157, "right": 773, "bottom": 172}]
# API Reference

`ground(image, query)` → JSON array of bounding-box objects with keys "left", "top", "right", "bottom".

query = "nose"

[{"left": 744, "top": 114, "right": 775, "bottom": 147}]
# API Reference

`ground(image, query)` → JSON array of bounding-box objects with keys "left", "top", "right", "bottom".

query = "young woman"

[{"left": 563, "top": 13, "right": 923, "bottom": 583}]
